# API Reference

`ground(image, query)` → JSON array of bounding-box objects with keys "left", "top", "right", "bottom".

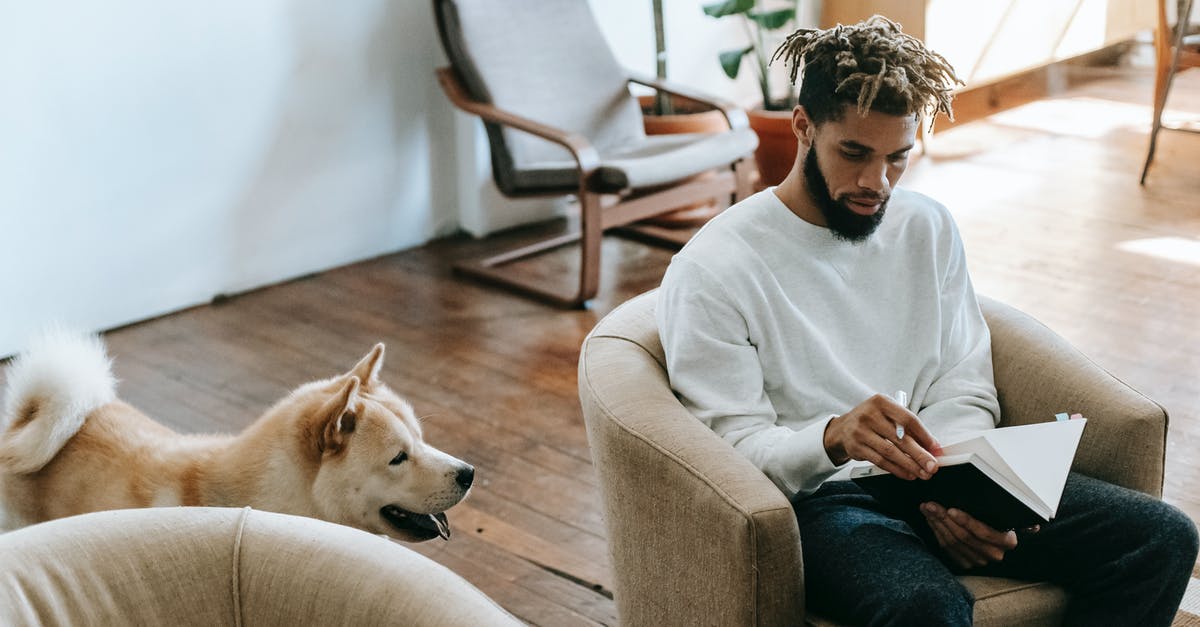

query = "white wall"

[
  {"left": 595, "top": 0, "right": 821, "bottom": 105},
  {"left": 595, "top": 0, "right": 765, "bottom": 107},
  {"left": 0, "top": 0, "right": 460, "bottom": 357}
]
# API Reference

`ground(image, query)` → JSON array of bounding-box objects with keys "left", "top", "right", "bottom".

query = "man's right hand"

[{"left": 823, "top": 394, "right": 942, "bottom": 480}]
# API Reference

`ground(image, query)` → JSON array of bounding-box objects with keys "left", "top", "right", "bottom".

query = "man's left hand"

[{"left": 920, "top": 502, "right": 1025, "bottom": 569}]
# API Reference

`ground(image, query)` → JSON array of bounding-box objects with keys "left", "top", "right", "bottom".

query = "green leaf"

[
  {"left": 702, "top": 0, "right": 755, "bottom": 19},
  {"left": 718, "top": 47, "right": 753, "bottom": 79},
  {"left": 748, "top": 8, "right": 794, "bottom": 30}
]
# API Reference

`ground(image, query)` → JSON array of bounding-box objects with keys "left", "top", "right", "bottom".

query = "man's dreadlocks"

[{"left": 771, "top": 15, "right": 963, "bottom": 129}]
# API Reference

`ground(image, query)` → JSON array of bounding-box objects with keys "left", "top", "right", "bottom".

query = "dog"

[{"left": 0, "top": 331, "right": 473, "bottom": 542}]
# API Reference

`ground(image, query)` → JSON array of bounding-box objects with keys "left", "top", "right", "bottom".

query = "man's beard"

[{"left": 803, "top": 145, "right": 888, "bottom": 243}]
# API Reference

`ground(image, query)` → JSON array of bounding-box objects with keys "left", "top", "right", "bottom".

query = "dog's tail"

[{"left": 0, "top": 329, "right": 116, "bottom": 474}]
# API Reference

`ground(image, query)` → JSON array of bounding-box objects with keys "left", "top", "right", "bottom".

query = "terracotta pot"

[
  {"left": 637, "top": 95, "right": 729, "bottom": 228},
  {"left": 639, "top": 95, "right": 730, "bottom": 135},
  {"left": 747, "top": 108, "right": 798, "bottom": 188}
]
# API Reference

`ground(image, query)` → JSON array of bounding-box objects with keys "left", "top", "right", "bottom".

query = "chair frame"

[
  {"left": 436, "top": 67, "right": 755, "bottom": 308},
  {"left": 1140, "top": 0, "right": 1200, "bottom": 184}
]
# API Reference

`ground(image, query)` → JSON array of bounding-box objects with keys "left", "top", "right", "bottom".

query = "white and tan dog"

[{"left": 0, "top": 332, "right": 473, "bottom": 542}]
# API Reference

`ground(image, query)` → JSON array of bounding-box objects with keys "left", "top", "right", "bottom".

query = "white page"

[
  {"left": 938, "top": 436, "right": 1000, "bottom": 474},
  {"left": 849, "top": 453, "right": 975, "bottom": 478},
  {"left": 979, "top": 419, "right": 1087, "bottom": 514}
]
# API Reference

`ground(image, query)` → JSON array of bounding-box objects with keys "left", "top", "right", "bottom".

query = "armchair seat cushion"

[
  {"left": 513, "top": 127, "right": 759, "bottom": 194},
  {"left": 805, "top": 577, "right": 1067, "bottom": 626}
]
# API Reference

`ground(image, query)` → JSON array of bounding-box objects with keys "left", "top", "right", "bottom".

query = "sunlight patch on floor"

[
  {"left": 1116, "top": 236, "right": 1200, "bottom": 267},
  {"left": 985, "top": 97, "right": 1155, "bottom": 138}
]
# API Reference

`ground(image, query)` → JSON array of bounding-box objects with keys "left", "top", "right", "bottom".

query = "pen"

[{"left": 894, "top": 390, "right": 908, "bottom": 440}]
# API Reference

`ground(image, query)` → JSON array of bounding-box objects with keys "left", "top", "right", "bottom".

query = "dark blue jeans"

[{"left": 792, "top": 472, "right": 1198, "bottom": 626}]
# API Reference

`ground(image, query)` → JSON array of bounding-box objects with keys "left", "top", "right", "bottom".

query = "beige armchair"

[
  {"left": 0, "top": 507, "right": 521, "bottom": 626},
  {"left": 578, "top": 290, "right": 1167, "bottom": 626}
]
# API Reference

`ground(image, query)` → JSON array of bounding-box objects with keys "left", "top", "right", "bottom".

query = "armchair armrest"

[
  {"left": 435, "top": 67, "right": 600, "bottom": 177},
  {"left": 627, "top": 72, "right": 750, "bottom": 131},
  {"left": 980, "top": 296, "right": 1167, "bottom": 497},
  {"left": 579, "top": 294, "right": 803, "bottom": 625}
]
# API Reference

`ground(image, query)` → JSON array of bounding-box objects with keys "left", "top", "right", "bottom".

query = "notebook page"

[{"left": 980, "top": 419, "right": 1087, "bottom": 514}]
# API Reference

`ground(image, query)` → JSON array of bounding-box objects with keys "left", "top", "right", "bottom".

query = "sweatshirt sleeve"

[
  {"left": 657, "top": 256, "right": 844, "bottom": 499},
  {"left": 916, "top": 223, "right": 1001, "bottom": 442}
]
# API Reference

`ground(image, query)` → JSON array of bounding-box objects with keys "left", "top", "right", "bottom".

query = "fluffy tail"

[{"left": 1, "top": 330, "right": 116, "bottom": 473}]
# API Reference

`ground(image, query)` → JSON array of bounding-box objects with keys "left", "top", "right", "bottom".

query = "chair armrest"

[
  {"left": 627, "top": 72, "right": 750, "bottom": 131},
  {"left": 980, "top": 296, "right": 1167, "bottom": 497},
  {"left": 579, "top": 314, "right": 803, "bottom": 626},
  {"left": 0, "top": 507, "right": 521, "bottom": 626},
  {"left": 435, "top": 67, "right": 600, "bottom": 177}
]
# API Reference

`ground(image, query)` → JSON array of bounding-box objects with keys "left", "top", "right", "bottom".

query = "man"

[{"left": 657, "top": 16, "right": 1197, "bottom": 626}]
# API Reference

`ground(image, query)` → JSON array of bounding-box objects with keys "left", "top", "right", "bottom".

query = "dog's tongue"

[
  {"left": 380, "top": 505, "right": 451, "bottom": 541},
  {"left": 413, "top": 512, "right": 451, "bottom": 540}
]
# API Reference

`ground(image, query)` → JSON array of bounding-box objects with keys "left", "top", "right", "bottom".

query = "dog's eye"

[{"left": 389, "top": 451, "right": 408, "bottom": 465}]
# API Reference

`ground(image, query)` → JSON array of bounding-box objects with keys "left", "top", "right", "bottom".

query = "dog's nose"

[{"left": 455, "top": 465, "right": 475, "bottom": 490}]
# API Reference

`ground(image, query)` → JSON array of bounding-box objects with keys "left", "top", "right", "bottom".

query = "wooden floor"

[{"left": 4, "top": 64, "right": 1199, "bottom": 625}]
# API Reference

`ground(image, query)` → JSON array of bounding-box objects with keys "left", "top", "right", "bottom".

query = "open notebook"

[{"left": 850, "top": 418, "right": 1087, "bottom": 530}]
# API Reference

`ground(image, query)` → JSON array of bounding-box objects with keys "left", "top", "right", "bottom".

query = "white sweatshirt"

[{"left": 657, "top": 187, "right": 999, "bottom": 499}]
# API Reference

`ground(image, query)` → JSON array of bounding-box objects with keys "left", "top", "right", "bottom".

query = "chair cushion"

[
  {"left": 436, "top": 0, "right": 758, "bottom": 197},
  {"left": 512, "top": 127, "right": 760, "bottom": 194},
  {"left": 435, "top": 0, "right": 645, "bottom": 169},
  {"left": 805, "top": 576, "right": 1066, "bottom": 626}
]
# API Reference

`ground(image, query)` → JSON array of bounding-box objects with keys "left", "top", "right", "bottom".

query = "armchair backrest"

[{"left": 433, "top": 0, "right": 646, "bottom": 191}]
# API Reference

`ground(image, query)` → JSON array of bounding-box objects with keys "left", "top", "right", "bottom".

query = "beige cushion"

[
  {"left": 578, "top": 289, "right": 1167, "bottom": 626},
  {"left": 434, "top": 0, "right": 757, "bottom": 196},
  {"left": 0, "top": 507, "right": 521, "bottom": 626},
  {"left": 516, "top": 129, "right": 760, "bottom": 194},
  {"left": 435, "top": 0, "right": 644, "bottom": 173}
]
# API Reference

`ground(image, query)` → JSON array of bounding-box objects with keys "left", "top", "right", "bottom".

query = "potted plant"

[{"left": 703, "top": 0, "right": 802, "bottom": 186}]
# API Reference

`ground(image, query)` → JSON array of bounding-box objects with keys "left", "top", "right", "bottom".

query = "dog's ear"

[
  {"left": 346, "top": 343, "right": 385, "bottom": 385},
  {"left": 321, "top": 376, "right": 360, "bottom": 454}
]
